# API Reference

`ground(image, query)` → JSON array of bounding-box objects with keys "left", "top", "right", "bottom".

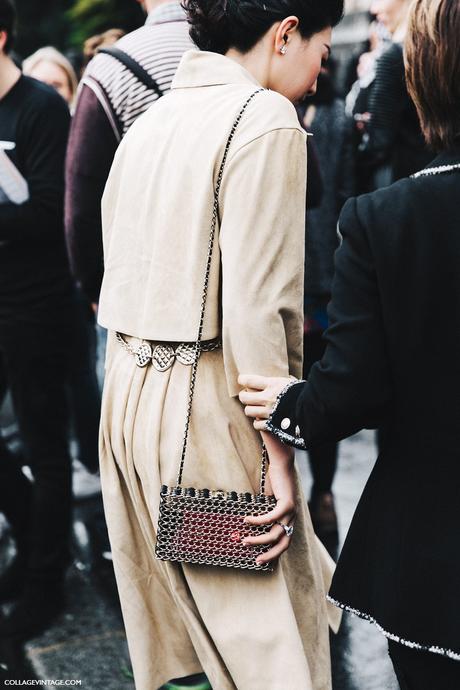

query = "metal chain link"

[
  {"left": 177, "top": 88, "right": 267, "bottom": 491},
  {"left": 115, "top": 332, "right": 221, "bottom": 370},
  {"left": 116, "top": 331, "right": 137, "bottom": 355}
]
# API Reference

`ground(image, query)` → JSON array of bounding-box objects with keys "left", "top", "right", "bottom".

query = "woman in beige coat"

[{"left": 97, "top": 1, "right": 343, "bottom": 689}]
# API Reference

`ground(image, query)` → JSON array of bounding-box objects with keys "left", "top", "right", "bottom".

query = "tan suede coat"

[
  {"left": 98, "top": 50, "right": 338, "bottom": 690},
  {"left": 98, "top": 50, "right": 307, "bottom": 395}
]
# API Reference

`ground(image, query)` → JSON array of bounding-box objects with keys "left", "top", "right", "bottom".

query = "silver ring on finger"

[{"left": 276, "top": 521, "right": 294, "bottom": 538}]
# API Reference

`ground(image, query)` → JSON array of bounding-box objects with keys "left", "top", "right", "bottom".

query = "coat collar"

[{"left": 171, "top": 50, "right": 262, "bottom": 89}]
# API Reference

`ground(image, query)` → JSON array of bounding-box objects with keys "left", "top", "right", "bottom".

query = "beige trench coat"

[{"left": 98, "top": 50, "right": 339, "bottom": 690}]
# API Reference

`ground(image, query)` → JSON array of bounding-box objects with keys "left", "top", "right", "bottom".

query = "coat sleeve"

[
  {"left": 267, "top": 195, "right": 392, "bottom": 447},
  {"left": 219, "top": 127, "right": 307, "bottom": 398},
  {"left": 65, "top": 83, "right": 119, "bottom": 304}
]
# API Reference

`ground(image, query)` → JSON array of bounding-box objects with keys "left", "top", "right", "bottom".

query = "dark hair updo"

[
  {"left": 0, "top": 0, "right": 16, "bottom": 53},
  {"left": 184, "top": 0, "right": 343, "bottom": 55}
]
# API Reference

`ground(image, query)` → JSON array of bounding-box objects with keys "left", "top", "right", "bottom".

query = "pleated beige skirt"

[{"left": 99, "top": 331, "right": 337, "bottom": 690}]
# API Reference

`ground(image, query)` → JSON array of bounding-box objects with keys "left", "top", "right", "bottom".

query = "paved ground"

[{"left": 0, "top": 383, "right": 399, "bottom": 689}]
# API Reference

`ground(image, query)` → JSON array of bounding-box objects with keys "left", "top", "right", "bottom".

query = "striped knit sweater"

[
  {"left": 82, "top": 2, "right": 192, "bottom": 140},
  {"left": 65, "top": 1, "right": 193, "bottom": 302}
]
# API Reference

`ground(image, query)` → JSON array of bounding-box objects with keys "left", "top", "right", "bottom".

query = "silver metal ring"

[{"left": 277, "top": 521, "right": 294, "bottom": 538}]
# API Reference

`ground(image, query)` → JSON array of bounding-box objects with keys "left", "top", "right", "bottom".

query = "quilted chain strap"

[{"left": 177, "top": 88, "right": 268, "bottom": 490}]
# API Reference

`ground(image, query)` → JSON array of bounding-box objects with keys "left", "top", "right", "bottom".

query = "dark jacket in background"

[
  {"left": 361, "top": 43, "right": 432, "bottom": 184},
  {"left": 305, "top": 98, "right": 354, "bottom": 296},
  {"left": 268, "top": 148, "right": 460, "bottom": 660},
  {"left": 306, "top": 136, "right": 323, "bottom": 210}
]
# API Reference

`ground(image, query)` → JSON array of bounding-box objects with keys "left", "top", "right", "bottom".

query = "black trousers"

[
  {"left": 0, "top": 320, "right": 74, "bottom": 585},
  {"left": 303, "top": 329, "right": 338, "bottom": 494},
  {"left": 389, "top": 641, "right": 460, "bottom": 690},
  {"left": 67, "top": 289, "right": 101, "bottom": 473}
]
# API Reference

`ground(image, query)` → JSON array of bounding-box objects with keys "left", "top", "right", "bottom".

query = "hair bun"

[
  {"left": 184, "top": 0, "right": 344, "bottom": 57},
  {"left": 185, "top": 0, "right": 232, "bottom": 54}
]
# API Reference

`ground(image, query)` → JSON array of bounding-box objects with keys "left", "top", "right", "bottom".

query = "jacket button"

[{"left": 281, "top": 418, "right": 291, "bottom": 430}]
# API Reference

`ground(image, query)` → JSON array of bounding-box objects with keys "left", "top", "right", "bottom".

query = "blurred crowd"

[{"left": 0, "top": 0, "right": 433, "bottom": 656}]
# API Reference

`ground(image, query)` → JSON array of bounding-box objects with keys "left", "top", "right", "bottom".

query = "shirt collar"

[
  {"left": 172, "top": 50, "right": 262, "bottom": 89},
  {"left": 146, "top": 1, "right": 186, "bottom": 26}
]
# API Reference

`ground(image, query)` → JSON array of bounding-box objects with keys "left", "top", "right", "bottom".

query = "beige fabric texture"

[{"left": 98, "top": 50, "right": 338, "bottom": 690}]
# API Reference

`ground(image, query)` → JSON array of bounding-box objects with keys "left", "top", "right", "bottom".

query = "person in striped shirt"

[{"left": 65, "top": 0, "right": 193, "bottom": 309}]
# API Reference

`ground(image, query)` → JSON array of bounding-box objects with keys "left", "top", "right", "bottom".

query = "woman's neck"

[
  {"left": 225, "top": 44, "right": 271, "bottom": 89},
  {"left": 0, "top": 53, "right": 21, "bottom": 101}
]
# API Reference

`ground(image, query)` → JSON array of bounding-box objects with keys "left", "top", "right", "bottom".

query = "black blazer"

[{"left": 269, "top": 147, "right": 460, "bottom": 660}]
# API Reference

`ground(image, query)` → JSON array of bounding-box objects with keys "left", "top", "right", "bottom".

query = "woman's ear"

[
  {"left": 273, "top": 16, "right": 300, "bottom": 55},
  {"left": 0, "top": 30, "right": 8, "bottom": 54}
]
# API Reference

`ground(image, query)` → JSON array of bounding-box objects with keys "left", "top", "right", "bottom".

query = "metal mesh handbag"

[{"left": 155, "top": 89, "right": 277, "bottom": 572}]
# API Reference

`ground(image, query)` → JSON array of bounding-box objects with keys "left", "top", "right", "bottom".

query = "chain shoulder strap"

[{"left": 177, "top": 88, "right": 267, "bottom": 490}]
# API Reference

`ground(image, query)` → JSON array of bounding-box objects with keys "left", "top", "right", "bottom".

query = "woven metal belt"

[{"left": 116, "top": 332, "right": 221, "bottom": 371}]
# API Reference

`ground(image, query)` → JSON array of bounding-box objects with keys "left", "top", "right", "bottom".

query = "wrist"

[
  {"left": 261, "top": 431, "right": 294, "bottom": 466},
  {"left": 268, "top": 453, "right": 295, "bottom": 469}
]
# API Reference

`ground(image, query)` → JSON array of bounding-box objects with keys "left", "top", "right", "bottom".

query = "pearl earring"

[{"left": 280, "top": 45, "right": 287, "bottom": 55}]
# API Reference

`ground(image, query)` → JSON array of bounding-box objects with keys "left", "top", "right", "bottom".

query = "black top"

[
  {"left": 0, "top": 76, "right": 74, "bottom": 325},
  {"left": 268, "top": 148, "right": 460, "bottom": 660}
]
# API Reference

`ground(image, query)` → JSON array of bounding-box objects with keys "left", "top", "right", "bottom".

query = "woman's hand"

[
  {"left": 243, "top": 431, "right": 296, "bottom": 566},
  {"left": 238, "top": 374, "right": 292, "bottom": 430}
]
